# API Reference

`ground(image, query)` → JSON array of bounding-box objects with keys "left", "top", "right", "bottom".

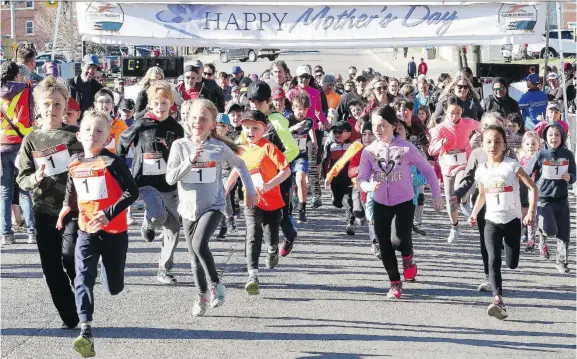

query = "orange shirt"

[
  {"left": 326, "top": 91, "right": 341, "bottom": 110},
  {"left": 240, "top": 138, "right": 288, "bottom": 211},
  {"left": 105, "top": 118, "right": 128, "bottom": 153}
]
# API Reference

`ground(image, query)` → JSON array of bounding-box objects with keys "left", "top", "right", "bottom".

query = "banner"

[{"left": 76, "top": 2, "right": 546, "bottom": 47}]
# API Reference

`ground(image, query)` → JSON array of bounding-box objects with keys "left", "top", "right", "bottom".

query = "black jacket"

[
  {"left": 434, "top": 95, "right": 484, "bottom": 121},
  {"left": 336, "top": 92, "right": 365, "bottom": 122},
  {"left": 68, "top": 75, "right": 103, "bottom": 115},
  {"left": 482, "top": 94, "right": 521, "bottom": 117},
  {"left": 175, "top": 79, "right": 225, "bottom": 113}
]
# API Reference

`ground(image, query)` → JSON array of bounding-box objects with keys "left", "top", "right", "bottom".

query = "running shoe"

[
  {"left": 402, "top": 254, "right": 417, "bottom": 282},
  {"left": 460, "top": 202, "right": 473, "bottom": 218},
  {"left": 280, "top": 239, "right": 294, "bottom": 257},
  {"left": 356, "top": 217, "right": 366, "bottom": 226},
  {"left": 73, "top": 326, "right": 96, "bottom": 357},
  {"left": 1, "top": 234, "right": 15, "bottom": 245},
  {"left": 27, "top": 233, "right": 36, "bottom": 244},
  {"left": 209, "top": 282, "right": 225, "bottom": 308},
  {"left": 412, "top": 224, "right": 426, "bottom": 236},
  {"left": 386, "top": 281, "right": 402, "bottom": 300},
  {"left": 292, "top": 195, "right": 299, "bottom": 210},
  {"left": 226, "top": 217, "right": 236, "bottom": 233},
  {"left": 555, "top": 261, "right": 570, "bottom": 274},
  {"left": 127, "top": 213, "right": 136, "bottom": 226},
  {"left": 525, "top": 240, "right": 535, "bottom": 252},
  {"left": 312, "top": 197, "right": 322, "bottom": 209},
  {"left": 192, "top": 293, "right": 209, "bottom": 317},
  {"left": 134, "top": 200, "right": 145, "bottom": 210},
  {"left": 141, "top": 223, "right": 155, "bottom": 242},
  {"left": 60, "top": 321, "right": 78, "bottom": 330},
  {"left": 266, "top": 248, "right": 280, "bottom": 269},
  {"left": 477, "top": 278, "right": 492, "bottom": 292},
  {"left": 371, "top": 242, "right": 381, "bottom": 259},
  {"left": 216, "top": 226, "right": 227, "bottom": 239},
  {"left": 487, "top": 299, "right": 508, "bottom": 320},
  {"left": 447, "top": 225, "right": 460, "bottom": 244},
  {"left": 157, "top": 270, "right": 177, "bottom": 285},
  {"left": 12, "top": 220, "right": 26, "bottom": 233},
  {"left": 521, "top": 234, "right": 528, "bottom": 243},
  {"left": 539, "top": 242, "right": 550, "bottom": 260},
  {"left": 298, "top": 209, "right": 307, "bottom": 223},
  {"left": 245, "top": 273, "right": 260, "bottom": 295},
  {"left": 346, "top": 224, "right": 355, "bottom": 236}
]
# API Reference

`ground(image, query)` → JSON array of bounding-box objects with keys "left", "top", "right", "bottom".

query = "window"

[
  {"left": 25, "top": 21, "right": 33, "bottom": 35},
  {"left": 561, "top": 31, "right": 573, "bottom": 40},
  {"left": 548, "top": 32, "right": 558, "bottom": 39},
  {"left": 25, "top": 1, "right": 33, "bottom": 8}
]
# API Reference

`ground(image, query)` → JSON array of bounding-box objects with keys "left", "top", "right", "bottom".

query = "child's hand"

[
  {"left": 245, "top": 194, "right": 258, "bottom": 209},
  {"left": 449, "top": 195, "right": 458, "bottom": 205},
  {"left": 324, "top": 178, "right": 331, "bottom": 189},
  {"left": 189, "top": 145, "right": 203, "bottom": 164},
  {"left": 35, "top": 164, "right": 46, "bottom": 183},
  {"left": 523, "top": 212, "right": 536, "bottom": 227},
  {"left": 562, "top": 173, "right": 570, "bottom": 182},
  {"left": 56, "top": 206, "right": 71, "bottom": 230},
  {"left": 433, "top": 198, "right": 444, "bottom": 212},
  {"left": 365, "top": 181, "right": 382, "bottom": 192},
  {"left": 87, "top": 210, "right": 110, "bottom": 231},
  {"left": 261, "top": 182, "right": 274, "bottom": 193},
  {"left": 312, "top": 142, "right": 318, "bottom": 154},
  {"left": 468, "top": 215, "right": 477, "bottom": 227}
]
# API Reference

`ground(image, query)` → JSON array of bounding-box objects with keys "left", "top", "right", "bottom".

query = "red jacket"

[
  {"left": 0, "top": 83, "right": 34, "bottom": 145},
  {"left": 418, "top": 62, "right": 428, "bottom": 75}
]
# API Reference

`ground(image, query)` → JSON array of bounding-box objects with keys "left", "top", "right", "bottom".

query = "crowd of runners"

[{"left": 1, "top": 46, "right": 576, "bottom": 357}]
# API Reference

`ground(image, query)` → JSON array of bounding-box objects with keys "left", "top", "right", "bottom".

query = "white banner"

[{"left": 76, "top": 2, "right": 546, "bottom": 47}]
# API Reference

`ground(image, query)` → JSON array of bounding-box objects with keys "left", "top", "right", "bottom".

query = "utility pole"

[
  {"left": 10, "top": 1, "right": 16, "bottom": 40},
  {"left": 544, "top": 2, "right": 551, "bottom": 75},
  {"left": 51, "top": 0, "right": 62, "bottom": 61},
  {"left": 69, "top": 1, "right": 76, "bottom": 60}
]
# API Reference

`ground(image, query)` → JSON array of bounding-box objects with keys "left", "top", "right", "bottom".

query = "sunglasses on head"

[
  {"left": 332, "top": 129, "right": 344, "bottom": 134},
  {"left": 456, "top": 85, "right": 468, "bottom": 90}
]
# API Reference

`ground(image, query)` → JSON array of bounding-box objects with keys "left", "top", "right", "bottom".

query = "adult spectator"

[
  {"left": 482, "top": 77, "right": 521, "bottom": 119},
  {"left": 217, "top": 71, "right": 232, "bottom": 102},
  {"left": 545, "top": 73, "right": 563, "bottom": 104},
  {"left": 363, "top": 77, "right": 390, "bottom": 116},
  {"left": 418, "top": 58, "right": 428, "bottom": 76},
  {"left": 387, "top": 77, "right": 402, "bottom": 103},
  {"left": 261, "top": 69, "right": 272, "bottom": 81},
  {"left": 314, "top": 65, "right": 324, "bottom": 84},
  {"left": 175, "top": 63, "right": 225, "bottom": 112},
  {"left": 343, "top": 80, "right": 355, "bottom": 94},
  {"left": 42, "top": 62, "right": 59, "bottom": 77},
  {"left": 203, "top": 63, "right": 216, "bottom": 80},
  {"left": 68, "top": 54, "right": 103, "bottom": 116},
  {"left": 0, "top": 61, "right": 35, "bottom": 245},
  {"left": 286, "top": 65, "right": 328, "bottom": 129},
  {"left": 518, "top": 73, "right": 548, "bottom": 130},
  {"left": 112, "top": 78, "right": 125, "bottom": 107},
  {"left": 562, "top": 62, "right": 576, "bottom": 112},
  {"left": 407, "top": 57, "right": 417, "bottom": 79},
  {"left": 430, "top": 73, "right": 451, "bottom": 108},
  {"left": 322, "top": 75, "right": 341, "bottom": 109},
  {"left": 231, "top": 66, "right": 243, "bottom": 84},
  {"left": 433, "top": 74, "right": 483, "bottom": 121},
  {"left": 269, "top": 60, "right": 291, "bottom": 89},
  {"left": 348, "top": 66, "right": 357, "bottom": 81},
  {"left": 461, "top": 66, "right": 483, "bottom": 96},
  {"left": 414, "top": 77, "right": 432, "bottom": 112},
  {"left": 15, "top": 46, "right": 42, "bottom": 84},
  {"left": 336, "top": 75, "right": 368, "bottom": 122},
  {"left": 134, "top": 66, "right": 164, "bottom": 115}
]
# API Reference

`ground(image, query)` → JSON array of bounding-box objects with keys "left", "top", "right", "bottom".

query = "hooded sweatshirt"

[
  {"left": 428, "top": 117, "right": 480, "bottom": 176},
  {"left": 524, "top": 122, "right": 576, "bottom": 203}
]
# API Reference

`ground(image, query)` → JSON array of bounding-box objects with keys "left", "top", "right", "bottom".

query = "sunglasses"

[
  {"left": 332, "top": 129, "right": 344, "bottom": 134},
  {"left": 298, "top": 74, "right": 311, "bottom": 80},
  {"left": 456, "top": 85, "right": 468, "bottom": 90},
  {"left": 493, "top": 87, "right": 505, "bottom": 92},
  {"left": 96, "top": 99, "right": 113, "bottom": 105},
  {"left": 204, "top": 72, "right": 214, "bottom": 76},
  {"left": 375, "top": 86, "right": 387, "bottom": 91}
]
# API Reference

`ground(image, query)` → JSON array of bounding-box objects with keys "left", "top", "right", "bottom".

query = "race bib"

[
  {"left": 32, "top": 144, "right": 71, "bottom": 176},
  {"left": 105, "top": 137, "right": 116, "bottom": 150},
  {"left": 294, "top": 134, "right": 308, "bottom": 151},
  {"left": 142, "top": 152, "right": 167, "bottom": 175},
  {"left": 72, "top": 168, "right": 108, "bottom": 201},
  {"left": 250, "top": 168, "right": 264, "bottom": 189},
  {"left": 442, "top": 149, "right": 467, "bottom": 166},
  {"left": 182, "top": 161, "right": 217, "bottom": 184},
  {"left": 485, "top": 185, "right": 514, "bottom": 211},
  {"left": 542, "top": 159, "right": 568, "bottom": 180}
]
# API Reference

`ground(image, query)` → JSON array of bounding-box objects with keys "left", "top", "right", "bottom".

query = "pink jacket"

[
  {"left": 533, "top": 119, "right": 568, "bottom": 138},
  {"left": 428, "top": 118, "right": 480, "bottom": 176},
  {"left": 287, "top": 86, "right": 328, "bottom": 130}
]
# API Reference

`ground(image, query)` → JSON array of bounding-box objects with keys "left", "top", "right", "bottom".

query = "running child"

[
  {"left": 225, "top": 110, "right": 291, "bottom": 295},
  {"left": 214, "top": 112, "right": 238, "bottom": 238},
  {"left": 347, "top": 100, "right": 364, "bottom": 142},
  {"left": 16, "top": 76, "right": 83, "bottom": 329},
  {"left": 93, "top": 88, "right": 128, "bottom": 154},
  {"left": 272, "top": 87, "right": 292, "bottom": 118},
  {"left": 166, "top": 99, "right": 257, "bottom": 315},
  {"left": 57, "top": 109, "right": 138, "bottom": 357},
  {"left": 533, "top": 102, "right": 569, "bottom": 137},
  {"left": 226, "top": 103, "right": 245, "bottom": 217},
  {"left": 519, "top": 131, "right": 541, "bottom": 252},
  {"left": 64, "top": 97, "right": 81, "bottom": 127},
  {"left": 469, "top": 125, "right": 537, "bottom": 320}
]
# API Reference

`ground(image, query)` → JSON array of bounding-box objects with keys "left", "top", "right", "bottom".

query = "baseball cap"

[
  {"left": 187, "top": 60, "right": 203, "bottom": 69},
  {"left": 240, "top": 77, "right": 253, "bottom": 87},
  {"left": 242, "top": 110, "right": 268, "bottom": 126},
  {"left": 355, "top": 75, "right": 368, "bottom": 82},
  {"left": 67, "top": 97, "right": 80, "bottom": 112},
  {"left": 119, "top": 98, "right": 135, "bottom": 111},
  {"left": 272, "top": 87, "right": 286, "bottom": 100},
  {"left": 563, "top": 62, "right": 572, "bottom": 70},
  {"left": 547, "top": 102, "right": 560, "bottom": 111},
  {"left": 527, "top": 73, "right": 540, "bottom": 85},
  {"left": 115, "top": 77, "right": 125, "bottom": 84},
  {"left": 546, "top": 72, "right": 558, "bottom": 80},
  {"left": 232, "top": 66, "right": 242, "bottom": 74},
  {"left": 216, "top": 113, "right": 231, "bottom": 125},
  {"left": 322, "top": 74, "right": 336, "bottom": 86},
  {"left": 247, "top": 80, "right": 271, "bottom": 102},
  {"left": 330, "top": 121, "right": 352, "bottom": 132},
  {"left": 231, "top": 85, "right": 241, "bottom": 92},
  {"left": 296, "top": 65, "right": 312, "bottom": 77},
  {"left": 82, "top": 54, "right": 99, "bottom": 66}
]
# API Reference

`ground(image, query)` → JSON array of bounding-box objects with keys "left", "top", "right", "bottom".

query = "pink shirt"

[
  {"left": 533, "top": 120, "right": 568, "bottom": 138},
  {"left": 428, "top": 118, "right": 480, "bottom": 176},
  {"left": 287, "top": 86, "right": 328, "bottom": 130}
]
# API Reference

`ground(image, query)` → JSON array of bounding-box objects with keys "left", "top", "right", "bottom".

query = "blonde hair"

[
  {"left": 180, "top": 100, "right": 194, "bottom": 134},
  {"left": 364, "top": 77, "right": 388, "bottom": 102},
  {"left": 441, "top": 74, "right": 480, "bottom": 101},
  {"left": 520, "top": 130, "right": 541, "bottom": 157},
  {"left": 292, "top": 93, "right": 311, "bottom": 109},
  {"left": 139, "top": 66, "right": 164, "bottom": 89},
  {"left": 480, "top": 111, "right": 505, "bottom": 129},
  {"left": 147, "top": 81, "right": 174, "bottom": 104},
  {"left": 187, "top": 99, "right": 240, "bottom": 153},
  {"left": 80, "top": 108, "right": 112, "bottom": 134},
  {"left": 33, "top": 76, "right": 69, "bottom": 105}
]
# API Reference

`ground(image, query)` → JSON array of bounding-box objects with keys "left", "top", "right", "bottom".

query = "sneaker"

[
  {"left": 477, "top": 278, "right": 492, "bottom": 292},
  {"left": 209, "top": 282, "right": 225, "bottom": 308},
  {"left": 346, "top": 224, "right": 355, "bottom": 236},
  {"left": 127, "top": 213, "right": 136, "bottom": 226},
  {"left": 402, "top": 254, "right": 417, "bottom": 282},
  {"left": 27, "top": 233, "right": 36, "bottom": 244},
  {"left": 386, "top": 281, "right": 402, "bottom": 300},
  {"left": 412, "top": 224, "right": 426, "bottom": 236},
  {"left": 280, "top": 239, "right": 294, "bottom": 257},
  {"left": 460, "top": 202, "right": 472, "bottom": 218},
  {"left": 521, "top": 234, "right": 528, "bottom": 243},
  {"left": 1, "top": 234, "right": 15, "bottom": 245},
  {"left": 141, "top": 223, "right": 155, "bottom": 242},
  {"left": 73, "top": 326, "right": 96, "bottom": 358},
  {"left": 266, "top": 248, "right": 280, "bottom": 269},
  {"left": 525, "top": 240, "right": 535, "bottom": 252},
  {"left": 226, "top": 217, "right": 236, "bottom": 233},
  {"left": 134, "top": 201, "right": 145, "bottom": 210},
  {"left": 60, "top": 321, "right": 78, "bottom": 330},
  {"left": 356, "top": 217, "right": 366, "bottom": 226},
  {"left": 216, "top": 226, "right": 227, "bottom": 239},
  {"left": 487, "top": 299, "right": 508, "bottom": 320},
  {"left": 12, "top": 220, "right": 26, "bottom": 233},
  {"left": 555, "top": 261, "right": 570, "bottom": 274},
  {"left": 298, "top": 209, "right": 307, "bottom": 223},
  {"left": 192, "top": 293, "right": 209, "bottom": 317},
  {"left": 157, "top": 270, "right": 177, "bottom": 285},
  {"left": 371, "top": 242, "right": 381, "bottom": 259},
  {"left": 245, "top": 273, "right": 260, "bottom": 295},
  {"left": 312, "top": 197, "right": 322, "bottom": 209},
  {"left": 447, "top": 225, "right": 460, "bottom": 244},
  {"left": 539, "top": 242, "right": 550, "bottom": 260}
]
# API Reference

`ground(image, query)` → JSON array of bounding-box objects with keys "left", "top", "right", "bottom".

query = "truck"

[{"left": 219, "top": 48, "right": 280, "bottom": 63}]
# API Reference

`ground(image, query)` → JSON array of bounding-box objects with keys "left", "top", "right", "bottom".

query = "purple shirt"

[{"left": 358, "top": 137, "right": 441, "bottom": 206}]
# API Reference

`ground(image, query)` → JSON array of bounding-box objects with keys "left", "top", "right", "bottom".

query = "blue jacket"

[
  {"left": 411, "top": 165, "right": 427, "bottom": 206},
  {"left": 518, "top": 89, "right": 548, "bottom": 130}
]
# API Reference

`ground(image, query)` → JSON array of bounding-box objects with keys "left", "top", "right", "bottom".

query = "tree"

[{"left": 35, "top": 3, "right": 82, "bottom": 60}]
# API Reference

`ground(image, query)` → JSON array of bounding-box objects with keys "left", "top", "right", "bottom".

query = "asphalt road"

[{"left": 1, "top": 190, "right": 576, "bottom": 359}]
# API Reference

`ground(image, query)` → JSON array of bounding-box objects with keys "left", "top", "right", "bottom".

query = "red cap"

[
  {"left": 272, "top": 87, "right": 286, "bottom": 100},
  {"left": 67, "top": 97, "right": 80, "bottom": 112},
  {"left": 563, "top": 62, "right": 572, "bottom": 70}
]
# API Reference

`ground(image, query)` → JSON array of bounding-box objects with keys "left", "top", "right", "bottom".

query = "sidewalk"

[{"left": 369, "top": 48, "right": 457, "bottom": 80}]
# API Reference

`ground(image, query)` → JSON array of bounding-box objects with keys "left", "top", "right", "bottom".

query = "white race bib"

[
  {"left": 542, "top": 160, "right": 568, "bottom": 180},
  {"left": 73, "top": 169, "right": 109, "bottom": 201},
  {"left": 294, "top": 134, "right": 307, "bottom": 151},
  {"left": 142, "top": 152, "right": 167, "bottom": 175},
  {"left": 250, "top": 169, "right": 264, "bottom": 189},
  {"left": 182, "top": 161, "right": 217, "bottom": 184},
  {"left": 32, "top": 144, "right": 71, "bottom": 176},
  {"left": 485, "top": 185, "right": 514, "bottom": 211},
  {"left": 442, "top": 149, "right": 467, "bottom": 166}
]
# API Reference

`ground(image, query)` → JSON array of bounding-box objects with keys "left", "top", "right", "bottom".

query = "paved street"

[{"left": 1, "top": 190, "right": 575, "bottom": 359}]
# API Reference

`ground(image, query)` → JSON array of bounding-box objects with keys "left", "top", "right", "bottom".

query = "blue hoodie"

[
  {"left": 525, "top": 122, "right": 576, "bottom": 202},
  {"left": 518, "top": 88, "right": 548, "bottom": 130}
]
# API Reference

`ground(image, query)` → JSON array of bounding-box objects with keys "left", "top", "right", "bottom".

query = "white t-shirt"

[{"left": 475, "top": 157, "right": 522, "bottom": 224}]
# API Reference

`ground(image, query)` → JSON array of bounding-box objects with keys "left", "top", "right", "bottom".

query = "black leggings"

[
  {"left": 183, "top": 211, "right": 223, "bottom": 294},
  {"left": 245, "top": 207, "right": 281, "bottom": 271},
  {"left": 484, "top": 218, "right": 521, "bottom": 297},
  {"left": 373, "top": 200, "right": 415, "bottom": 282},
  {"left": 477, "top": 206, "right": 489, "bottom": 277},
  {"left": 331, "top": 180, "right": 355, "bottom": 225}
]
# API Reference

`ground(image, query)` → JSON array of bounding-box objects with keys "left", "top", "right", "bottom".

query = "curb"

[{"left": 367, "top": 49, "right": 399, "bottom": 72}]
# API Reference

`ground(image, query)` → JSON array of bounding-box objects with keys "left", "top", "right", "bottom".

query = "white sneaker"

[
  {"left": 209, "top": 282, "right": 225, "bottom": 308},
  {"left": 192, "top": 293, "right": 209, "bottom": 317},
  {"left": 1, "top": 234, "right": 15, "bottom": 245},
  {"left": 27, "top": 233, "right": 36, "bottom": 244},
  {"left": 447, "top": 225, "right": 460, "bottom": 243},
  {"left": 127, "top": 213, "right": 136, "bottom": 226}
]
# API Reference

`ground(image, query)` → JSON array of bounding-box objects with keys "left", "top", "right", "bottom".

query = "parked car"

[
  {"left": 36, "top": 52, "right": 67, "bottom": 62},
  {"left": 219, "top": 48, "right": 280, "bottom": 63},
  {"left": 526, "top": 29, "right": 576, "bottom": 59}
]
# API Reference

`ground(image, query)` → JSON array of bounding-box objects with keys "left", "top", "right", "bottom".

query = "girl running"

[
  {"left": 519, "top": 131, "right": 541, "bottom": 252},
  {"left": 166, "top": 99, "right": 257, "bottom": 316},
  {"left": 468, "top": 125, "right": 537, "bottom": 319}
]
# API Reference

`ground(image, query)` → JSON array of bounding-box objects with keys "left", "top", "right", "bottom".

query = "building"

[{"left": 0, "top": 1, "right": 54, "bottom": 51}]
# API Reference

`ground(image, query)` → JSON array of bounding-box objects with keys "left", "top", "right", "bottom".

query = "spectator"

[
  {"left": 546, "top": 73, "right": 563, "bottom": 104},
  {"left": 407, "top": 57, "right": 417, "bottom": 79},
  {"left": 430, "top": 73, "right": 452, "bottom": 108},
  {"left": 418, "top": 58, "right": 428, "bottom": 76},
  {"left": 134, "top": 66, "right": 164, "bottom": 115},
  {"left": 175, "top": 62, "right": 225, "bottom": 112},
  {"left": 322, "top": 75, "right": 341, "bottom": 110},
  {"left": 433, "top": 74, "right": 483, "bottom": 121},
  {"left": 112, "top": 78, "right": 125, "bottom": 107},
  {"left": 482, "top": 77, "right": 521, "bottom": 120},
  {"left": 460, "top": 66, "right": 482, "bottom": 96},
  {"left": 42, "top": 62, "right": 59, "bottom": 77},
  {"left": 336, "top": 75, "right": 367, "bottom": 122},
  {"left": 414, "top": 77, "right": 432, "bottom": 112},
  {"left": 363, "top": 77, "right": 390, "bottom": 117},
  {"left": 15, "top": 46, "right": 42, "bottom": 84},
  {"left": 518, "top": 73, "right": 548, "bottom": 130},
  {"left": 562, "top": 62, "right": 576, "bottom": 113},
  {"left": 203, "top": 63, "right": 216, "bottom": 80},
  {"left": 217, "top": 72, "right": 232, "bottom": 102},
  {"left": 232, "top": 66, "right": 244, "bottom": 84},
  {"left": 269, "top": 60, "right": 291, "bottom": 89},
  {"left": 348, "top": 66, "right": 357, "bottom": 81},
  {"left": 68, "top": 54, "right": 104, "bottom": 116}
]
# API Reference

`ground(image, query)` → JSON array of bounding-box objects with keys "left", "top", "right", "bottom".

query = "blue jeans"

[{"left": 1, "top": 149, "right": 35, "bottom": 235}]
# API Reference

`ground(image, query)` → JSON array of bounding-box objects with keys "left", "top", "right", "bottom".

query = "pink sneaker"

[
  {"left": 386, "top": 281, "right": 402, "bottom": 299},
  {"left": 402, "top": 254, "right": 417, "bottom": 282}
]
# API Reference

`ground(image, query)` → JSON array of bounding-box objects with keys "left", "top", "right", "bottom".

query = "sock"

[
  {"left": 453, "top": 221, "right": 459, "bottom": 227},
  {"left": 249, "top": 269, "right": 258, "bottom": 276},
  {"left": 80, "top": 322, "right": 91, "bottom": 330}
]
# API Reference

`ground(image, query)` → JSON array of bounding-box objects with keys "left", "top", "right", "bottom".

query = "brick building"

[{"left": 0, "top": 1, "right": 53, "bottom": 50}]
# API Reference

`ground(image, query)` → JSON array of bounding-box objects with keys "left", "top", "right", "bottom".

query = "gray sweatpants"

[
  {"left": 538, "top": 199, "right": 571, "bottom": 265},
  {"left": 139, "top": 186, "right": 180, "bottom": 272}
]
